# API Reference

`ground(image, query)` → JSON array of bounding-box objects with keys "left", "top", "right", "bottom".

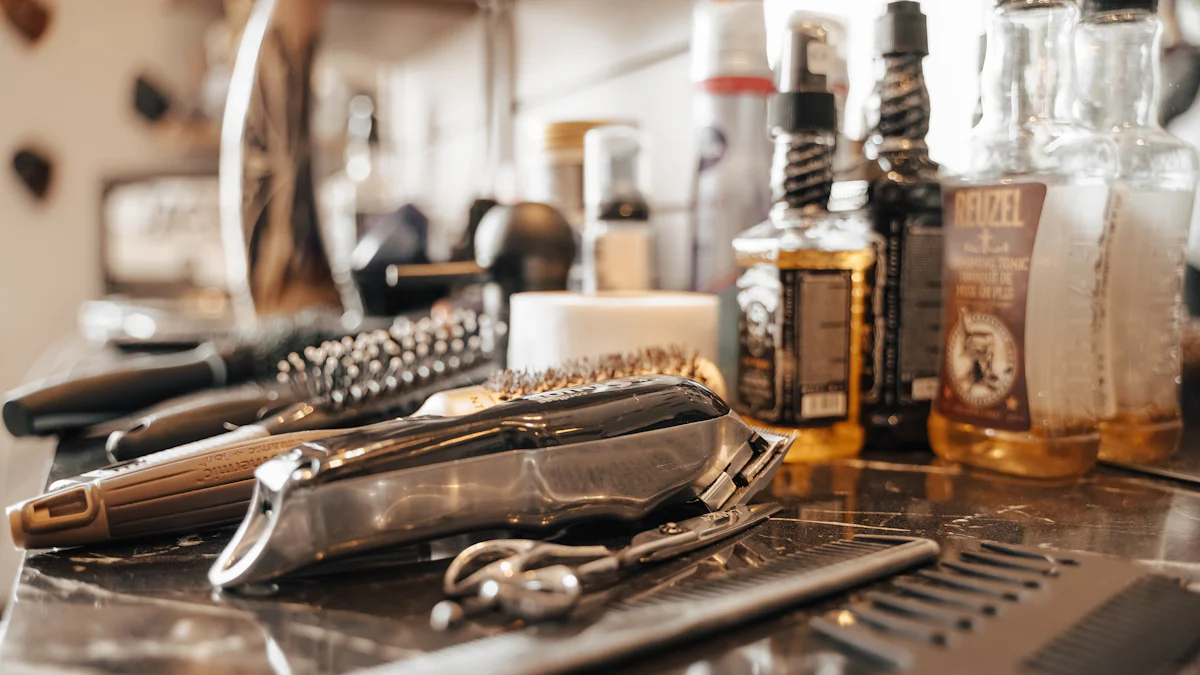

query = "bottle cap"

[
  {"left": 691, "top": 0, "right": 774, "bottom": 84},
  {"left": 770, "top": 92, "right": 836, "bottom": 133},
  {"left": 1080, "top": 0, "right": 1157, "bottom": 15},
  {"left": 771, "top": 21, "right": 836, "bottom": 133},
  {"left": 877, "top": 1, "right": 928, "bottom": 56},
  {"left": 542, "top": 121, "right": 615, "bottom": 152}
]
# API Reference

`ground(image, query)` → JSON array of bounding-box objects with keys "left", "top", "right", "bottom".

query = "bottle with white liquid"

[
  {"left": 1076, "top": 0, "right": 1199, "bottom": 464},
  {"left": 929, "top": 0, "right": 1116, "bottom": 478},
  {"left": 581, "top": 125, "right": 656, "bottom": 293}
]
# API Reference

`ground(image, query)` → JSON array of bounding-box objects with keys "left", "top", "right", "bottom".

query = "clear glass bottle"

[
  {"left": 863, "top": 1, "right": 944, "bottom": 449},
  {"left": 733, "top": 23, "right": 877, "bottom": 461},
  {"left": 1075, "top": 0, "right": 1199, "bottom": 463},
  {"left": 928, "top": 0, "right": 1116, "bottom": 478},
  {"left": 581, "top": 125, "right": 656, "bottom": 293}
]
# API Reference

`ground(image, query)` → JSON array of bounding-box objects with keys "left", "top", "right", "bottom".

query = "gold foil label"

[{"left": 937, "top": 183, "right": 1045, "bottom": 431}]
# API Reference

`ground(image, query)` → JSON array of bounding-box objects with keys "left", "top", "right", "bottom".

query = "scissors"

[{"left": 431, "top": 502, "right": 782, "bottom": 628}]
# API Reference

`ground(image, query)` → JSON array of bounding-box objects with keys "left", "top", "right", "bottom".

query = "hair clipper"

[{"left": 209, "top": 375, "right": 792, "bottom": 588}]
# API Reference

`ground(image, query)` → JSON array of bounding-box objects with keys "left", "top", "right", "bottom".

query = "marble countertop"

[{"left": 3, "top": 432, "right": 1200, "bottom": 674}]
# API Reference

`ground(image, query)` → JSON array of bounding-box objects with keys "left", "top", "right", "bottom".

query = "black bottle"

[{"left": 862, "top": 1, "right": 943, "bottom": 449}]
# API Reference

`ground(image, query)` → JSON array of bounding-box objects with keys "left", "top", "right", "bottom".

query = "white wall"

[{"left": 0, "top": 0, "right": 217, "bottom": 395}]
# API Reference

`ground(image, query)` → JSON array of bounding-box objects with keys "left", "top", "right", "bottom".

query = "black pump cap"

[
  {"left": 1080, "top": 0, "right": 1157, "bottom": 15},
  {"left": 770, "top": 91, "right": 837, "bottom": 133},
  {"left": 877, "top": 1, "right": 928, "bottom": 56}
]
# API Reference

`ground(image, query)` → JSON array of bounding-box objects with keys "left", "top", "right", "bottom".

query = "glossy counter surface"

[{"left": 3, "top": 437, "right": 1200, "bottom": 674}]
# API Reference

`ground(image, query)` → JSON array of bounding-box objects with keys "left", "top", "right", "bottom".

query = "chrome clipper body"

[{"left": 209, "top": 376, "right": 792, "bottom": 588}]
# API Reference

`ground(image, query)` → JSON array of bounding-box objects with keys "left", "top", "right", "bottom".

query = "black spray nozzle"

[
  {"left": 772, "top": 20, "right": 837, "bottom": 134},
  {"left": 877, "top": 1, "right": 928, "bottom": 56},
  {"left": 770, "top": 92, "right": 836, "bottom": 134}
]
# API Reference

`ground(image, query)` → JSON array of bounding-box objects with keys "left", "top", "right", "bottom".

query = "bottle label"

[
  {"left": 937, "top": 183, "right": 1045, "bottom": 431},
  {"left": 897, "top": 219, "right": 943, "bottom": 404},
  {"left": 863, "top": 192, "right": 943, "bottom": 409},
  {"left": 860, "top": 258, "right": 882, "bottom": 406},
  {"left": 736, "top": 266, "right": 852, "bottom": 426}
]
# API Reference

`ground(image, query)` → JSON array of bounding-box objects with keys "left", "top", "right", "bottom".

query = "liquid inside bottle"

[
  {"left": 736, "top": 239, "right": 873, "bottom": 461},
  {"left": 1074, "top": 0, "right": 1199, "bottom": 464},
  {"left": 581, "top": 125, "right": 656, "bottom": 293},
  {"left": 928, "top": 0, "right": 1114, "bottom": 478}
]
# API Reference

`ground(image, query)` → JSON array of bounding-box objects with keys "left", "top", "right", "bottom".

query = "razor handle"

[
  {"left": 107, "top": 384, "right": 290, "bottom": 461},
  {"left": 3, "top": 344, "right": 231, "bottom": 436}
]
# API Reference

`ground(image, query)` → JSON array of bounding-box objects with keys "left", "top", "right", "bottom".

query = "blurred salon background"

[{"left": 3, "top": 0, "right": 1200, "bottom": 600}]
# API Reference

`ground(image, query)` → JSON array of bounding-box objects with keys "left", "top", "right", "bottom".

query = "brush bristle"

[
  {"left": 485, "top": 347, "right": 726, "bottom": 400},
  {"left": 276, "top": 309, "right": 498, "bottom": 409}
]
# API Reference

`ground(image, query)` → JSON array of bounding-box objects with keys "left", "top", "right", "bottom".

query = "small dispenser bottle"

[
  {"left": 581, "top": 125, "right": 655, "bottom": 293},
  {"left": 863, "top": 1, "right": 943, "bottom": 448},
  {"left": 733, "top": 23, "right": 877, "bottom": 462},
  {"left": 1076, "top": 0, "right": 1199, "bottom": 463},
  {"left": 929, "top": 0, "right": 1115, "bottom": 478}
]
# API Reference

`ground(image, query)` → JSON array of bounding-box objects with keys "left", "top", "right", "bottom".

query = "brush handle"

[
  {"left": 109, "top": 361, "right": 497, "bottom": 465},
  {"left": 107, "top": 385, "right": 292, "bottom": 462},
  {"left": 2, "top": 344, "right": 230, "bottom": 436}
]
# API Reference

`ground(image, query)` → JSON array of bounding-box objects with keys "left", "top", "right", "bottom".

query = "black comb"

[
  {"left": 357, "top": 535, "right": 939, "bottom": 675},
  {"left": 811, "top": 540, "right": 1200, "bottom": 674}
]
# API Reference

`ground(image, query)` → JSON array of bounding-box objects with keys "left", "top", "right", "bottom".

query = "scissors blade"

[{"left": 628, "top": 502, "right": 781, "bottom": 564}]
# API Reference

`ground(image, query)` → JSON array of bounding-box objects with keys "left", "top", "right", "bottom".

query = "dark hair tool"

[
  {"left": 2, "top": 312, "right": 353, "bottom": 436},
  {"left": 104, "top": 312, "right": 495, "bottom": 461}
]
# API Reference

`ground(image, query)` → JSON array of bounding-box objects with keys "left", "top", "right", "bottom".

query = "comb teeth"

[
  {"left": 1023, "top": 576, "right": 1200, "bottom": 675},
  {"left": 275, "top": 310, "right": 496, "bottom": 410},
  {"left": 812, "top": 541, "right": 1200, "bottom": 675},
  {"left": 484, "top": 346, "right": 724, "bottom": 400}
]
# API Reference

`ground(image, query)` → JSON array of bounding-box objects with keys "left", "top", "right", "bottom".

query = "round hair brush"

[{"left": 108, "top": 310, "right": 499, "bottom": 461}]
